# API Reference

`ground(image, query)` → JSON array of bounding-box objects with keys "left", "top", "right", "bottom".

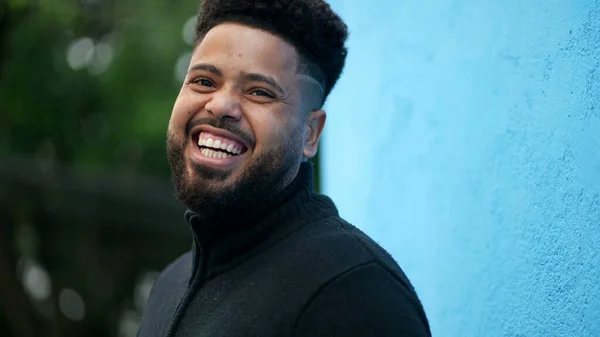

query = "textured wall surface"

[{"left": 323, "top": 1, "right": 600, "bottom": 336}]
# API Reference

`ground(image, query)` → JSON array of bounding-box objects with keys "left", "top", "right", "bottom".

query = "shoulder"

[
  {"left": 293, "top": 260, "right": 431, "bottom": 337},
  {"left": 151, "top": 251, "right": 193, "bottom": 294},
  {"left": 286, "top": 217, "right": 430, "bottom": 336},
  {"left": 329, "top": 217, "right": 420, "bottom": 293},
  {"left": 143, "top": 251, "right": 193, "bottom": 311},
  {"left": 138, "top": 251, "right": 193, "bottom": 336},
  {"left": 298, "top": 216, "right": 414, "bottom": 287}
]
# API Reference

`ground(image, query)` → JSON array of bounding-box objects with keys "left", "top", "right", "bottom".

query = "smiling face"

[{"left": 166, "top": 23, "right": 326, "bottom": 217}]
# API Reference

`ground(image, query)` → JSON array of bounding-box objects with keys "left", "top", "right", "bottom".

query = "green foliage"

[
  {"left": 1, "top": 0, "right": 198, "bottom": 176},
  {"left": 0, "top": 1, "right": 199, "bottom": 336}
]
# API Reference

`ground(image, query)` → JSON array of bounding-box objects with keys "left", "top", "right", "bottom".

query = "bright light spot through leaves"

[
  {"left": 182, "top": 15, "right": 197, "bottom": 46},
  {"left": 22, "top": 259, "right": 52, "bottom": 301},
  {"left": 175, "top": 51, "right": 193, "bottom": 83},
  {"left": 67, "top": 37, "right": 94, "bottom": 70},
  {"left": 59, "top": 288, "right": 86, "bottom": 321}
]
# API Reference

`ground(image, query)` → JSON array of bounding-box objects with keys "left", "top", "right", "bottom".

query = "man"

[{"left": 138, "top": 0, "right": 431, "bottom": 336}]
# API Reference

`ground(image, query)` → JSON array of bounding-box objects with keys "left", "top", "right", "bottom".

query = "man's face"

[{"left": 166, "top": 23, "right": 325, "bottom": 217}]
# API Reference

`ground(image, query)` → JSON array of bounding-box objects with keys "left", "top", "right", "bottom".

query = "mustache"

[{"left": 186, "top": 117, "right": 255, "bottom": 148}]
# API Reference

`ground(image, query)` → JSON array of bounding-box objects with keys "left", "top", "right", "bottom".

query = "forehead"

[{"left": 192, "top": 23, "right": 299, "bottom": 79}]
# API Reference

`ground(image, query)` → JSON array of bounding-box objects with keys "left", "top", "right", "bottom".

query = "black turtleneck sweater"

[{"left": 137, "top": 163, "right": 431, "bottom": 337}]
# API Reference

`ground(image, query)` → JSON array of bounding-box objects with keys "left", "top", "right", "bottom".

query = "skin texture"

[{"left": 166, "top": 23, "right": 326, "bottom": 220}]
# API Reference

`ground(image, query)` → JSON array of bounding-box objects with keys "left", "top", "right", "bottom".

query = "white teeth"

[
  {"left": 200, "top": 146, "right": 234, "bottom": 159},
  {"left": 198, "top": 134, "right": 244, "bottom": 156}
]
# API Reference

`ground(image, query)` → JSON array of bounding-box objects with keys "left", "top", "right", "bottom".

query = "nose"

[{"left": 204, "top": 88, "right": 243, "bottom": 121}]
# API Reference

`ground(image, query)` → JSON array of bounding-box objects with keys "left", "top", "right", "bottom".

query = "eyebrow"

[
  {"left": 244, "top": 73, "right": 285, "bottom": 96},
  {"left": 188, "top": 63, "right": 223, "bottom": 77}
]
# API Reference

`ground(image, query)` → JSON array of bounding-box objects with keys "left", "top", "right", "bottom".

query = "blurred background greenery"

[{"left": 0, "top": 1, "right": 321, "bottom": 336}]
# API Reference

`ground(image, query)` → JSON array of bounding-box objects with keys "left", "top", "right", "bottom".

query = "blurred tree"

[{"left": 0, "top": 0, "right": 199, "bottom": 336}]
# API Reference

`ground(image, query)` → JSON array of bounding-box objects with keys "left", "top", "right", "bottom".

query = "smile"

[
  {"left": 198, "top": 132, "right": 244, "bottom": 158},
  {"left": 190, "top": 127, "right": 249, "bottom": 168}
]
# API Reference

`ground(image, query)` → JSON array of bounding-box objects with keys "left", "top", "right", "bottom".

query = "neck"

[
  {"left": 187, "top": 162, "right": 307, "bottom": 233},
  {"left": 184, "top": 161, "right": 338, "bottom": 280}
]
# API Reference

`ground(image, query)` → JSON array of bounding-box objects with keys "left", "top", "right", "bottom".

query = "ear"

[{"left": 302, "top": 109, "right": 326, "bottom": 159}]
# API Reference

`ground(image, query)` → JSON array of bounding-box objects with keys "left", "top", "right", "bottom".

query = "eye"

[
  {"left": 249, "top": 89, "right": 274, "bottom": 98},
  {"left": 194, "top": 78, "right": 214, "bottom": 87}
]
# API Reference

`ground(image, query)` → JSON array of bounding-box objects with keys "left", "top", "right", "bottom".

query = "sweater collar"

[{"left": 184, "top": 162, "right": 338, "bottom": 280}]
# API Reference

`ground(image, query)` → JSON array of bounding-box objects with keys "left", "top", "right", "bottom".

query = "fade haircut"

[{"left": 194, "top": 0, "right": 349, "bottom": 108}]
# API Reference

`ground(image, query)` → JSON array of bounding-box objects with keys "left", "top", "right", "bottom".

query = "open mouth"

[{"left": 192, "top": 130, "right": 248, "bottom": 160}]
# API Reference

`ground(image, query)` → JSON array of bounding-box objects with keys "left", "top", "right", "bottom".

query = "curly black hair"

[{"left": 195, "top": 0, "right": 349, "bottom": 108}]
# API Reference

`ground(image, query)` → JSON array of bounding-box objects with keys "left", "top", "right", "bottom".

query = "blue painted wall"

[{"left": 323, "top": 1, "right": 600, "bottom": 336}]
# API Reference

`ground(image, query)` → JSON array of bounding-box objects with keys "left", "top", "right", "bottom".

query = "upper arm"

[{"left": 293, "top": 262, "right": 431, "bottom": 337}]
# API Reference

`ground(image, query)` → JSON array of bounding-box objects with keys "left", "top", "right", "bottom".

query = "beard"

[{"left": 166, "top": 117, "right": 303, "bottom": 222}]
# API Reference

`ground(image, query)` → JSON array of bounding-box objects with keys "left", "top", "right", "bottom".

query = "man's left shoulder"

[
  {"left": 287, "top": 217, "right": 431, "bottom": 336},
  {"left": 283, "top": 216, "right": 408, "bottom": 284},
  {"left": 301, "top": 216, "right": 402, "bottom": 270}
]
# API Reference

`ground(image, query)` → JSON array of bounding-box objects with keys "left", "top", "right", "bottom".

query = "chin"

[{"left": 187, "top": 155, "right": 247, "bottom": 183}]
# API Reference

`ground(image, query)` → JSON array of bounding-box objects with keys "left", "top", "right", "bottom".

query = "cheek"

[
  {"left": 247, "top": 113, "right": 285, "bottom": 149},
  {"left": 170, "top": 90, "right": 206, "bottom": 130},
  {"left": 252, "top": 115, "right": 302, "bottom": 154}
]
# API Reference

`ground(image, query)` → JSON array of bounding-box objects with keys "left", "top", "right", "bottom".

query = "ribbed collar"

[{"left": 184, "top": 162, "right": 338, "bottom": 280}]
